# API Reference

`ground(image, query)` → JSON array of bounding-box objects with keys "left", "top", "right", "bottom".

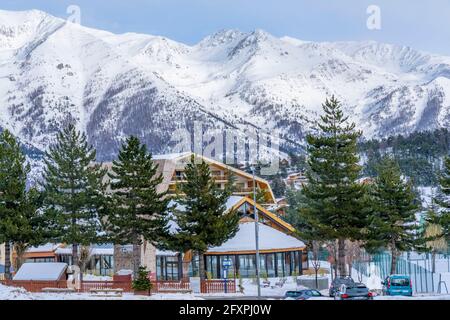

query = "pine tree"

[
  {"left": 104, "top": 136, "right": 170, "bottom": 278},
  {"left": 11, "top": 187, "right": 46, "bottom": 271},
  {"left": 168, "top": 155, "right": 240, "bottom": 280},
  {"left": 423, "top": 212, "right": 447, "bottom": 273},
  {"left": 284, "top": 188, "right": 311, "bottom": 235},
  {"left": 0, "top": 130, "right": 42, "bottom": 279},
  {"left": 364, "top": 156, "right": 421, "bottom": 274},
  {"left": 270, "top": 175, "right": 287, "bottom": 198},
  {"left": 437, "top": 156, "right": 450, "bottom": 236},
  {"left": 41, "top": 124, "right": 106, "bottom": 269},
  {"left": 299, "top": 96, "right": 366, "bottom": 276}
]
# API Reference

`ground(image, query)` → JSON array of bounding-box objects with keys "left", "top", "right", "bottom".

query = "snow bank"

[{"left": 0, "top": 284, "right": 34, "bottom": 300}]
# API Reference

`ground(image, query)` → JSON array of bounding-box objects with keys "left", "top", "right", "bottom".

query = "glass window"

[
  {"left": 266, "top": 254, "right": 276, "bottom": 277},
  {"left": 239, "top": 255, "right": 256, "bottom": 278},
  {"left": 301, "top": 251, "right": 308, "bottom": 271},
  {"left": 25, "top": 257, "right": 55, "bottom": 263},
  {"left": 175, "top": 171, "right": 185, "bottom": 180},
  {"left": 285, "top": 252, "right": 292, "bottom": 275},
  {"left": 218, "top": 256, "right": 235, "bottom": 279},
  {"left": 188, "top": 255, "right": 199, "bottom": 277},
  {"left": 157, "top": 256, "right": 180, "bottom": 280},
  {"left": 276, "top": 253, "right": 284, "bottom": 276},
  {"left": 206, "top": 256, "right": 218, "bottom": 279},
  {"left": 391, "top": 278, "right": 410, "bottom": 286}
]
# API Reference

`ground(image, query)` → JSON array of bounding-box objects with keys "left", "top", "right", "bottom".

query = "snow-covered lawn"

[
  {"left": 4, "top": 283, "right": 450, "bottom": 300},
  {"left": 0, "top": 284, "right": 203, "bottom": 300},
  {"left": 238, "top": 277, "right": 309, "bottom": 297}
]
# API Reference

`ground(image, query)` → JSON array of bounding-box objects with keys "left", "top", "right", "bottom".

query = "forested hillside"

[{"left": 359, "top": 128, "right": 450, "bottom": 186}]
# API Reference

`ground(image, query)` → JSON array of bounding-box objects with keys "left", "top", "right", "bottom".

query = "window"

[
  {"left": 238, "top": 255, "right": 256, "bottom": 278},
  {"left": 236, "top": 183, "right": 246, "bottom": 190},
  {"left": 58, "top": 255, "right": 72, "bottom": 265},
  {"left": 25, "top": 257, "right": 56, "bottom": 263},
  {"left": 276, "top": 253, "right": 284, "bottom": 276},
  {"left": 175, "top": 171, "right": 185, "bottom": 180},
  {"left": 266, "top": 254, "right": 276, "bottom": 277},
  {"left": 206, "top": 256, "right": 218, "bottom": 279},
  {"left": 391, "top": 278, "right": 410, "bottom": 286},
  {"left": 212, "top": 170, "right": 222, "bottom": 177},
  {"left": 157, "top": 256, "right": 180, "bottom": 280}
]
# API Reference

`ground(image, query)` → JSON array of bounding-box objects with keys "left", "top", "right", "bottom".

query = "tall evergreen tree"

[
  {"left": 104, "top": 136, "right": 170, "bottom": 278},
  {"left": 299, "top": 96, "right": 366, "bottom": 276},
  {"left": 41, "top": 125, "right": 106, "bottom": 269},
  {"left": 168, "top": 155, "right": 240, "bottom": 280},
  {"left": 436, "top": 156, "right": 450, "bottom": 237},
  {"left": 0, "top": 130, "right": 43, "bottom": 279},
  {"left": 364, "top": 156, "right": 421, "bottom": 274},
  {"left": 11, "top": 187, "right": 46, "bottom": 271}
]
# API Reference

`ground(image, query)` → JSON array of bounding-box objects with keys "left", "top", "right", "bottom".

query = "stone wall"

[{"left": 113, "top": 241, "right": 157, "bottom": 276}]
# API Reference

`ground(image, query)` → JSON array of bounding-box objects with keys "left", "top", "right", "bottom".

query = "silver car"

[{"left": 334, "top": 283, "right": 374, "bottom": 300}]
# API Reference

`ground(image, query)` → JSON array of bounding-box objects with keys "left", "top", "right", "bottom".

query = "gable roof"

[
  {"left": 168, "top": 195, "right": 295, "bottom": 234},
  {"left": 153, "top": 152, "right": 277, "bottom": 203},
  {"left": 207, "top": 222, "right": 305, "bottom": 254}
]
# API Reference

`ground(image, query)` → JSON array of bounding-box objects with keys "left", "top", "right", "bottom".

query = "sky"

[{"left": 1, "top": 0, "right": 450, "bottom": 55}]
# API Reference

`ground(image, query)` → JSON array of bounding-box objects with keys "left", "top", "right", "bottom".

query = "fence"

[
  {"left": 201, "top": 279, "right": 236, "bottom": 293},
  {"left": 0, "top": 280, "right": 67, "bottom": 292},
  {"left": 1, "top": 278, "right": 236, "bottom": 295},
  {"left": 80, "top": 281, "right": 133, "bottom": 293},
  {"left": 151, "top": 280, "right": 192, "bottom": 293},
  {"left": 353, "top": 251, "right": 440, "bottom": 294}
]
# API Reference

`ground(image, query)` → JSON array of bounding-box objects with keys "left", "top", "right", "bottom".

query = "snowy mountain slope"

[{"left": 1, "top": 9, "right": 450, "bottom": 161}]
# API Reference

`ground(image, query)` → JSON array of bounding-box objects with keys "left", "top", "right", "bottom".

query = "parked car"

[
  {"left": 284, "top": 289, "right": 324, "bottom": 300},
  {"left": 334, "top": 283, "right": 373, "bottom": 300},
  {"left": 382, "top": 275, "right": 413, "bottom": 296},
  {"left": 329, "top": 276, "right": 356, "bottom": 297}
]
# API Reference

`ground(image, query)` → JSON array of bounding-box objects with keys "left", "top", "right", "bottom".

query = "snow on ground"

[
  {"left": 239, "top": 277, "right": 308, "bottom": 297},
  {"left": 374, "top": 293, "right": 450, "bottom": 300},
  {"left": 30, "top": 292, "right": 203, "bottom": 300},
  {"left": 82, "top": 274, "right": 113, "bottom": 281},
  {"left": 0, "top": 284, "right": 202, "bottom": 300},
  {"left": 0, "top": 284, "right": 34, "bottom": 300}
]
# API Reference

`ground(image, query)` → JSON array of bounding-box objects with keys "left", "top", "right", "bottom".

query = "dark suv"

[{"left": 329, "top": 276, "right": 355, "bottom": 297}]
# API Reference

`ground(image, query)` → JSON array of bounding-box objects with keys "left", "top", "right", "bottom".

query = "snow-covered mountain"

[{"left": 1, "top": 9, "right": 450, "bottom": 161}]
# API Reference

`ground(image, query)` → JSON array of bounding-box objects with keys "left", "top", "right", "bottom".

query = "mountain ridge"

[{"left": 1, "top": 9, "right": 450, "bottom": 161}]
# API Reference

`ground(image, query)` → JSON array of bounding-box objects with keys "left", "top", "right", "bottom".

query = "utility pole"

[{"left": 251, "top": 165, "right": 261, "bottom": 299}]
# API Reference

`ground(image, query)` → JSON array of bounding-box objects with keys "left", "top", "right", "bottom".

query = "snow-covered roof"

[
  {"left": 207, "top": 222, "right": 305, "bottom": 253},
  {"left": 13, "top": 263, "right": 67, "bottom": 281},
  {"left": 167, "top": 196, "right": 246, "bottom": 234},
  {"left": 169, "top": 196, "right": 245, "bottom": 213},
  {"left": 55, "top": 247, "right": 113, "bottom": 255},
  {"left": 153, "top": 152, "right": 192, "bottom": 160},
  {"left": 225, "top": 196, "right": 245, "bottom": 209},
  {"left": 26, "top": 244, "right": 60, "bottom": 253},
  {"left": 156, "top": 249, "right": 178, "bottom": 256}
]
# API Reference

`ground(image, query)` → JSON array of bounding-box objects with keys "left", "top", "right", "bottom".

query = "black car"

[
  {"left": 284, "top": 289, "right": 323, "bottom": 300},
  {"left": 334, "top": 283, "right": 373, "bottom": 300},
  {"left": 329, "top": 276, "right": 355, "bottom": 297}
]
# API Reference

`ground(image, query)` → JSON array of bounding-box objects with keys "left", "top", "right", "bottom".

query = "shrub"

[{"left": 132, "top": 267, "right": 153, "bottom": 292}]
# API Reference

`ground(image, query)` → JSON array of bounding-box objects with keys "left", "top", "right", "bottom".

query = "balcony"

[
  {"left": 234, "top": 187, "right": 254, "bottom": 194},
  {"left": 171, "top": 173, "right": 229, "bottom": 183}
]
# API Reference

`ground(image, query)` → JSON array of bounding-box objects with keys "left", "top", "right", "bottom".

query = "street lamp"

[{"left": 251, "top": 165, "right": 261, "bottom": 299}]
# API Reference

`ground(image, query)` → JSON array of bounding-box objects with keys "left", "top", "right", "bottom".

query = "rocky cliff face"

[{"left": 1, "top": 10, "right": 450, "bottom": 163}]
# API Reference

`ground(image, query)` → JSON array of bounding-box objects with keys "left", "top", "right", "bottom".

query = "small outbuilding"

[{"left": 13, "top": 262, "right": 68, "bottom": 281}]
